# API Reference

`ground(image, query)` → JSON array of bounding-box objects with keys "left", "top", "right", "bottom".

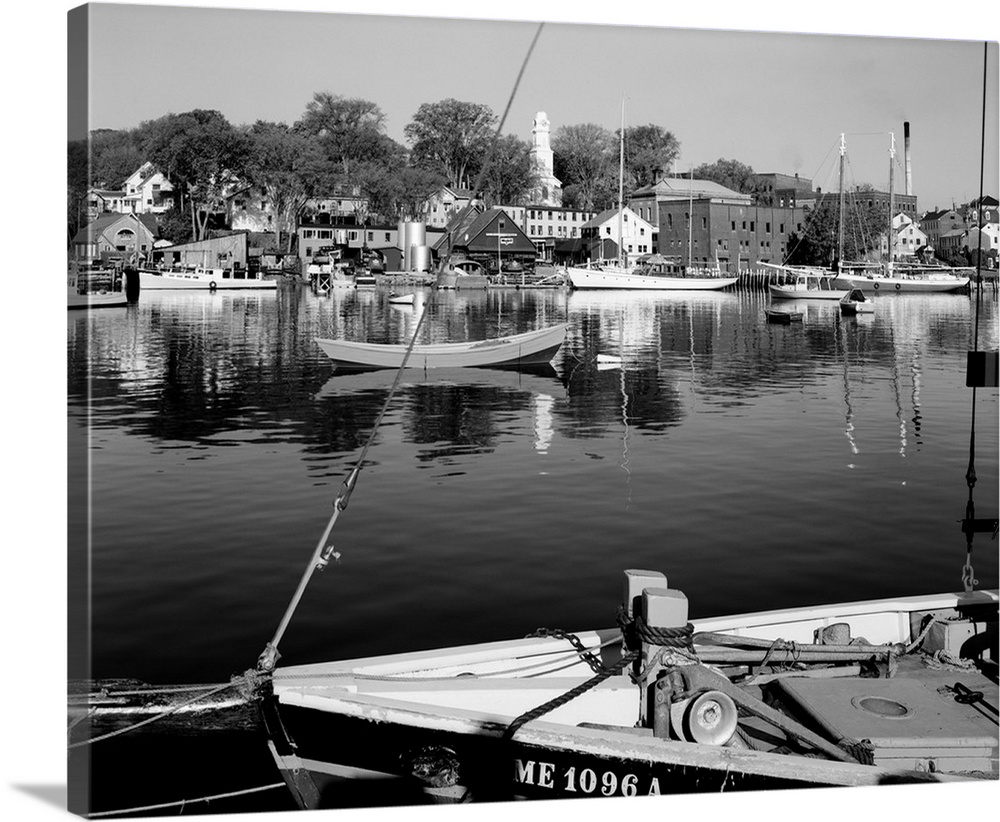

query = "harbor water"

[{"left": 67, "top": 282, "right": 999, "bottom": 815}]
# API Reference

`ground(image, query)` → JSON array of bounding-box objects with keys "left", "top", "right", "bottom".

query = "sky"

[
  {"left": 70, "top": 1, "right": 999, "bottom": 212},
  {"left": 3, "top": 3, "right": 999, "bottom": 822}
]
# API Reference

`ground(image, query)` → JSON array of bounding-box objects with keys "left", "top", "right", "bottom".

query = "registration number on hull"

[{"left": 514, "top": 758, "right": 666, "bottom": 797}]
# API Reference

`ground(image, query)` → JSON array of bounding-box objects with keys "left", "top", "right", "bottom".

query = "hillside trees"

[
  {"left": 692, "top": 158, "right": 757, "bottom": 194},
  {"left": 137, "top": 109, "right": 252, "bottom": 241},
  {"left": 243, "top": 121, "right": 317, "bottom": 252},
  {"left": 405, "top": 99, "right": 496, "bottom": 190}
]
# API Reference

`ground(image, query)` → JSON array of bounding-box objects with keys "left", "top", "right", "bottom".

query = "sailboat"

[
  {"left": 832, "top": 133, "right": 971, "bottom": 294},
  {"left": 566, "top": 102, "right": 737, "bottom": 292}
]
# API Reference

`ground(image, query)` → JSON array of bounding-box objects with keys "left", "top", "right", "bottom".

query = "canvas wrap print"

[{"left": 67, "top": 3, "right": 999, "bottom": 819}]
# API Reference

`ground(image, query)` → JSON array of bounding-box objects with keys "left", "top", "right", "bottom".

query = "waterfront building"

[
  {"left": 433, "top": 207, "right": 536, "bottom": 272},
  {"left": 579, "top": 207, "right": 655, "bottom": 267},
  {"left": 920, "top": 208, "right": 964, "bottom": 248},
  {"left": 655, "top": 198, "right": 808, "bottom": 270},
  {"left": 518, "top": 205, "right": 595, "bottom": 262},
  {"left": 71, "top": 212, "right": 158, "bottom": 263},
  {"left": 149, "top": 232, "right": 250, "bottom": 270},
  {"left": 751, "top": 172, "right": 814, "bottom": 208}
]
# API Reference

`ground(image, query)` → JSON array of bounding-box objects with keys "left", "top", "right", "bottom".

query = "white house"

[
  {"left": 423, "top": 186, "right": 476, "bottom": 228},
  {"left": 889, "top": 213, "right": 929, "bottom": 259},
  {"left": 121, "top": 161, "right": 174, "bottom": 214},
  {"left": 580, "top": 206, "right": 655, "bottom": 267}
]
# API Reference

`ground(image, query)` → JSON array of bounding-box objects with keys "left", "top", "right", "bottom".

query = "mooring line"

[
  {"left": 84, "top": 782, "right": 287, "bottom": 818},
  {"left": 67, "top": 678, "right": 254, "bottom": 749}
]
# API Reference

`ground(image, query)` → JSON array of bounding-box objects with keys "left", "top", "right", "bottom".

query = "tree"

[
  {"left": 552, "top": 123, "right": 618, "bottom": 210},
  {"left": 295, "top": 93, "right": 390, "bottom": 177},
  {"left": 137, "top": 110, "right": 251, "bottom": 241},
  {"left": 788, "top": 191, "right": 892, "bottom": 267},
  {"left": 404, "top": 99, "right": 496, "bottom": 190},
  {"left": 692, "top": 158, "right": 756, "bottom": 194},
  {"left": 624, "top": 124, "right": 680, "bottom": 189},
  {"left": 480, "top": 135, "right": 537, "bottom": 207},
  {"left": 89, "top": 128, "right": 144, "bottom": 189},
  {"left": 244, "top": 121, "right": 316, "bottom": 252}
]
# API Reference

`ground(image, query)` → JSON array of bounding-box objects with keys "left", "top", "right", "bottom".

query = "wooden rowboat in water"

[
  {"left": 261, "top": 571, "right": 998, "bottom": 808},
  {"left": 315, "top": 323, "right": 569, "bottom": 370}
]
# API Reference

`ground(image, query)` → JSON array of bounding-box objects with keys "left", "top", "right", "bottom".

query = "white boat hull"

[
  {"left": 139, "top": 269, "right": 278, "bottom": 290},
  {"left": 316, "top": 323, "right": 569, "bottom": 370},
  {"left": 266, "top": 585, "right": 997, "bottom": 807},
  {"left": 769, "top": 284, "right": 849, "bottom": 300},
  {"left": 67, "top": 290, "right": 129, "bottom": 309},
  {"left": 568, "top": 267, "right": 737, "bottom": 291},
  {"left": 833, "top": 274, "right": 970, "bottom": 293}
]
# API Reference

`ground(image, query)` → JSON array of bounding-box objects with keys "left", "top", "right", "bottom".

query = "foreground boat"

[
  {"left": 765, "top": 307, "right": 803, "bottom": 324},
  {"left": 316, "top": 323, "right": 569, "bottom": 370},
  {"left": 263, "top": 571, "right": 997, "bottom": 808}
]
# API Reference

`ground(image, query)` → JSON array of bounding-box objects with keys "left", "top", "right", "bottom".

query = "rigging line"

[
  {"left": 258, "top": 23, "right": 546, "bottom": 671},
  {"left": 83, "top": 782, "right": 287, "bottom": 818}
]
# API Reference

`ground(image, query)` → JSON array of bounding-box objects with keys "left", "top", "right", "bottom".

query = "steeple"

[{"left": 530, "top": 111, "right": 562, "bottom": 206}]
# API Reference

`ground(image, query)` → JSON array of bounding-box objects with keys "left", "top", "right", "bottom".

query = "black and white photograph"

[{"left": 4, "top": 1, "right": 999, "bottom": 821}]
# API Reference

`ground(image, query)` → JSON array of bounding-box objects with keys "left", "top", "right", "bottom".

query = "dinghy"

[{"left": 316, "top": 323, "right": 568, "bottom": 370}]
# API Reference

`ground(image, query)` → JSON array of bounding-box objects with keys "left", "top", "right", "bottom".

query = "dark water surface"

[{"left": 67, "top": 283, "right": 998, "bottom": 815}]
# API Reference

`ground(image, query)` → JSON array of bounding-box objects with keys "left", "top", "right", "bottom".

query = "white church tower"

[{"left": 530, "top": 111, "right": 562, "bottom": 206}]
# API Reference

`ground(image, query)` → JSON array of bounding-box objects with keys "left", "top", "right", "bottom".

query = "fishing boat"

[
  {"left": 67, "top": 263, "right": 134, "bottom": 309},
  {"left": 315, "top": 323, "right": 569, "bottom": 370},
  {"left": 839, "top": 288, "right": 876, "bottom": 315},
  {"left": 767, "top": 267, "right": 849, "bottom": 301},
  {"left": 567, "top": 263, "right": 738, "bottom": 292},
  {"left": 261, "top": 570, "right": 998, "bottom": 808},
  {"left": 138, "top": 265, "right": 277, "bottom": 290}
]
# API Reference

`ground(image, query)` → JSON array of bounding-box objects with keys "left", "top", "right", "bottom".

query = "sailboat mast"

[
  {"left": 887, "top": 132, "right": 896, "bottom": 272},
  {"left": 618, "top": 96, "right": 625, "bottom": 268},
  {"left": 688, "top": 168, "right": 693, "bottom": 269},
  {"left": 837, "top": 133, "right": 846, "bottom": 270}
]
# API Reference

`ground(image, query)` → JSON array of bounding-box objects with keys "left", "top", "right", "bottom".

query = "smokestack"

[{"left": 903, "top": 122, "right": 912, "bottom": 197}]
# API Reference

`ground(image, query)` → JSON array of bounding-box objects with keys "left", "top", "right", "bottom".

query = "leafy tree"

[
  {"left": 404, "top": 99, "right": 496, "bottom": 190},
  {"left": 692, "top": 158, "right": 756, "bottom": 194},
  {"left": 89, "top": 128, "right": 144, "bottom": 189},
  {"left": 295, "top": 93, "right": 390, "bottom": 177},
  {"left": 624, "top": 124, "right": 680, "bottom": 189},
  {"left": 243, "top": 121, "right": 317, "bottom": 252},
  {"left": 788, "top": 191, "right": 892, "bottom": 267},
  {"left": 67, "top": 139, "right": 90, "bottom": 244},
  {"left": 552, "top": 123, "right": 617, "bottom": 210},
  {"left": 481, "top": 135, "right": 537, "bottom": 207},
  {"left": 136, "top": 110, "right": 252, "bottom": 241}
]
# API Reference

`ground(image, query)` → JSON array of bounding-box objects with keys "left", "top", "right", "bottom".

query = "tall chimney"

[{"left": 903, "top": 121, "right": 912, "bottom": 197}]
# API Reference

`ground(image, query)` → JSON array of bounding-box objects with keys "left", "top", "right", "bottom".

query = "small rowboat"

[
  {"left": 840, "top": 288, "right": 876, "bottom": 315},
  {"left": 765, "top": 308, "right": 803, "bottom": 324},
  {"left": 316, "top": 323, "right": 569, "bottom": 370},
  {"left": 388, "top": 292, "right": 416, "bottom": 305}
]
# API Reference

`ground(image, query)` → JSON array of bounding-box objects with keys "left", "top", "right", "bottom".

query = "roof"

[
  {"left": 580, "top": 206, "right": 652, "bottom": 230},
  {"left": 631, "top": 177, "right": 749, "bottom": 202},
  {"left": 72, "top": 212, "right": 158, "bottom": 244}
]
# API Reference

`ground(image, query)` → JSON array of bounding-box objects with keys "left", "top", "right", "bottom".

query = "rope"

[
  {"left": 84, "top": 782, "right": 287, "bottom": 818},
  {"left": 501, "top": 650, "right": 638, "bottom": 742},
  {"left": 67, "top": 672, "right": 265, "bottom": 749}
]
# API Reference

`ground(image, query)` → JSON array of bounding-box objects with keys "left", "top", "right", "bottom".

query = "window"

[
  {"left": 702, "top": 217, "right": 707, "bottom": 229},
  {"left": 765, "top": 222, "right": 771, "bottom": 232},
  {"left": 780, "top": 223, "right": 785, "bottom": 233},
  {"left": 750, "top": 221, "right": 755, "bottom": 231}
]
